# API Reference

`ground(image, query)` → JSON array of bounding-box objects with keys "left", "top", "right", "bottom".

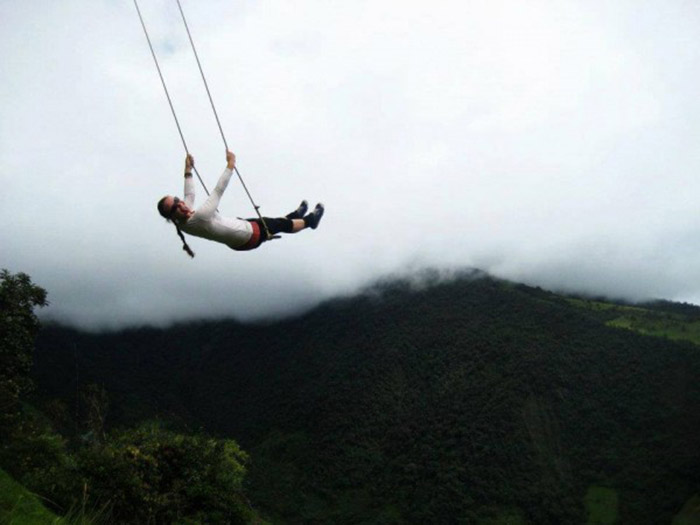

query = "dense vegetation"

[
  {"left": 0, "top": 270, "right": 258, "bottom": 524},
  {"left": 0, "top": 466, "right": 64, "bottom": 524},
  {"left": 26, "top": 270, "right": 700, "bottom": 524}
]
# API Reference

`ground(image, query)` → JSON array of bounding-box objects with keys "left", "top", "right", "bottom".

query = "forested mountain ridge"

[{"left": 34, "top": 271, "right": 700, "bottom": 524}]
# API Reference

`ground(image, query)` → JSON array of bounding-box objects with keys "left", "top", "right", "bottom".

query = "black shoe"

[
  {"left": 306, "top": 203, "right": 325, "bottom": 230},
  {"left": 287, "top": 200, "right": 308, "bottom": 219}
]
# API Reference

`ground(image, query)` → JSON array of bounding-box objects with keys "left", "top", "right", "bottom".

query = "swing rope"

[
  {"left": 175, "top": 0, "right": 275, "bottom": 240},
  {"left": 175, "top": 0, "right": 228, "bottom": 151},
  {"left": 133, "top": 0, "right": 211, "bottom": 196}
]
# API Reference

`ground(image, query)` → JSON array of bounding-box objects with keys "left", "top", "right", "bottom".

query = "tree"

[
  {"left": 0, "top": 269, "right": 48, "bottom": 429},
  {"left": 82, "top": 383, "right": 109, "bottom": 444},
  {"left": 0, "top": 271, "right": 68, "bottom": 508},
  {"left": 76, "top": 422, "right": 253, "bottom": 523}
]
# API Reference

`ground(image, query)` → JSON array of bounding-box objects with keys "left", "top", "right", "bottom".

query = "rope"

[
  {"left": 133, "top": 0, "right": 211, "bottom": 196},
  {"left": 175, "top": 0, "right": 276, "bottom": 240},
  {"left": 176, "top": 0, "right": 228, "bottom": 151}
]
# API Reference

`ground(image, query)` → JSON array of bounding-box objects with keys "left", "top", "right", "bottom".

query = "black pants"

[
  {"left": 250, "top": 217, "right": 294, "bottom": 235},
  {"left": 244, "top": 217, "right": 294, "bottom": 250}
]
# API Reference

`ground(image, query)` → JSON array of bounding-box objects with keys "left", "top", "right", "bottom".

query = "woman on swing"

[{"left": 157, "top": 150, "right": 324, "bottom": 257}]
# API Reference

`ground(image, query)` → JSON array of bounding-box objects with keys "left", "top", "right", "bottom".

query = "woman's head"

[
  {"left": 157, "top": 195, "right": 189, "bottom": 221},
  {"left": 157, "top": 195, "right": 195, "bottom": 258},
  {"left": 157, "top": 195, "right": 172, "bottom": 219}
]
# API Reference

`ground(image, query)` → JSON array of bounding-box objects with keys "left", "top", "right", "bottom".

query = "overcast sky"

[{"left": 2, "top": 0, "right": 700, "bottom": 329}]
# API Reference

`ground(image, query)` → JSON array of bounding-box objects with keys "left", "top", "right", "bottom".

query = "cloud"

[{"left": 2, "top": 0, "right": 700, "bottom": 329}]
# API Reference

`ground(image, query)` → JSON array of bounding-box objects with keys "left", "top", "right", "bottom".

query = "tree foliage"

[
  {"left": 0, "top": 269, "right": 47, "bottom": 426},
  {"left": 75, "top": 422, "right": 252, "bottom": 524},
  {"left": 0, "top": 270, "right": 259, "bottom": 524}
]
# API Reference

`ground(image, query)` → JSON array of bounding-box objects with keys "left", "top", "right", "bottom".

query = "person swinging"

[{"left": 157, "top": 150, "right": 324, "bottom": 257}]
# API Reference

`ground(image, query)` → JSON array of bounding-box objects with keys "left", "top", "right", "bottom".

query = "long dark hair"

[{"left": 157, "top": 197, "right": 195, "bottom": 258}]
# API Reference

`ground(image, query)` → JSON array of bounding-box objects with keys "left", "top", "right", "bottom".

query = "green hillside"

[
  {"left": 0, "top": 467, "right": 64, "bottom": 524},
  {"left": 33, "top": 272, "right": 700, "bottom": 524},
  {"left": 567, "top": 297, "right": 700, "bottom": 345}
]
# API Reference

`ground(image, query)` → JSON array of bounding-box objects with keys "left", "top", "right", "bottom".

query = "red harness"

[{"left": 234, "top": 221, "right": 261, "bottom": 251}]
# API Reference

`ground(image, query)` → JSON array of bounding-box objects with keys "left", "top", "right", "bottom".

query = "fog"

[{"left": 2, "top": 0, "right": 700, "bottom": 329}]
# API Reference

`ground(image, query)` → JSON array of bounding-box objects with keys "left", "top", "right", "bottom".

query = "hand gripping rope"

[{"left": 133, "top": 0, "right": 276, "bottom": 240}]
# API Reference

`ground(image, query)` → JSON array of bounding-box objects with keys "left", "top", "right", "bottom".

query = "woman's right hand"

[{"left": 185, "top": 154, "right": 194, "bottom": 172}]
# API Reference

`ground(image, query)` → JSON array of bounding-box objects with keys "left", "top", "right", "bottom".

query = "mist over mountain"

[{"left": 33, "top": 270, "right": 700, "bottom": 524}]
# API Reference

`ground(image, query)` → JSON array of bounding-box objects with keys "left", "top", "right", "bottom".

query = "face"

[{"left": 161, "top": 196, "right": 191, "bottom": 220}]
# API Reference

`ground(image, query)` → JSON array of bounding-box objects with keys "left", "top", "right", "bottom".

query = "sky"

[{"left": 2, "top": 0, "right": 700, "bottom": 330}]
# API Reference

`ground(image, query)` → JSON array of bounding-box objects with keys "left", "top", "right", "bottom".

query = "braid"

[
  {"left": 157, "top": 196, "right": 194, "bottom": 258},
  {"left": 175, "top": 224, "right": 195, "bottom": 258}
]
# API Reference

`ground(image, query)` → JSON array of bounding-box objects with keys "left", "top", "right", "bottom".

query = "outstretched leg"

[
  {"left": 286, "top": 200, "right": 308, "bottom": 220},
  {"left": 257, "top": 217, "right": 296, "bottom": 235},
  {"left": 282, "top": 202, "right": 325, "bottom": 232},
  {"left": 252, "top": 202, "right": 324, "bottom": 236},
  {"left": 243, "top": 202, "right": 324, "bottom": 250}
]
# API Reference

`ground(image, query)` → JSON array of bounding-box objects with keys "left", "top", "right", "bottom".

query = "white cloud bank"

[{"left": 2, "top": 0, "right": 700, "bottom": 329}]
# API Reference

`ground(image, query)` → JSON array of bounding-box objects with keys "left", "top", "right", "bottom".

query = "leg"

[
  {"left": 286, "top": 200, "right": 308, "bottom": 220},
  {"left": 248, "top": 202, "right": 323, "bottom": 245},
  {"left": 259, "top": 217, "right": 296, "bottom": 236}
]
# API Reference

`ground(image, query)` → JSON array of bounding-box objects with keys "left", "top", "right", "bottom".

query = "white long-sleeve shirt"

[{"left": 179, "top": 168, "right": 254, "bottom": 249}]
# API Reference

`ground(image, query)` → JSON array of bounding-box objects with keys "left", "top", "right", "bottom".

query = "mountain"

[{"left": 33, "top": 270, "right": 700, "bottom": 524}]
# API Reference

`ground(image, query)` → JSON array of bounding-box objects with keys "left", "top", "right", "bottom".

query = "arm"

[
  {"left": 195, "top": 151, "right": 236, "bottom": 216},
  {"left": 212, "top": 150, "right": 236, "bottom": 197},
  {"left": 183, "top": 154, "right": 195, "bottom": 207}
]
